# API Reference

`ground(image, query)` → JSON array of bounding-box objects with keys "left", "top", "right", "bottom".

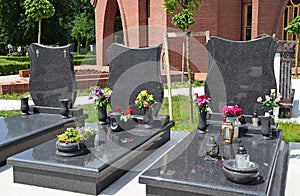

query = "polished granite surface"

[
  {"left": 9, "top": 124, "right": 171, "bottom": 172},
  {"left": 0, "top": 113, "right": 83, "bottom": 147},
  {"left": 139, "top": 124, "right": 282, "bottom": 195}
]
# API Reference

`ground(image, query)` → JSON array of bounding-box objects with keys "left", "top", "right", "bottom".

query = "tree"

[
  {"left": 285, "top": 16, "right": 300, "bottom": 77},
  {"left": 24, "top": 0, "right": 55, "bottom": 44},
  {"left": 71, "top": 13, "right": 95, "bottom": 53},
  {"left": 162, "top": 0, "right": 203, "bottom": 122}
]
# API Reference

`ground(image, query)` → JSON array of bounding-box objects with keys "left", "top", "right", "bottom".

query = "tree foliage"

[
  {"left": 162, "top": 0, "right": 203, "bottom": 31},
  {"left": 285, "top": 16, "right": 300, "bottom": 35},
  {"left": 24, "top": 0, "right": 55, "bottom": 21},
  {"left": 0, "top": 0, "right": 95, "bottom": 50}
]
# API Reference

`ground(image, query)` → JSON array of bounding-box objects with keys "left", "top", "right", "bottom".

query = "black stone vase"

[
  {"left": 110, "top": 112, "right": 122, "bottom": 131},
  {"left": 143, "top": 107, "right": 153, "bottom": 128},
  {"left": 197, "top": 111, "right": 208, "bottom": 134},
  {"left": 260, "top": 116, "right": 271, "bottom": 140},
  {"left": 59, "top": 99, "right": 70, "bottom": 119},
  {"left": 98, "top": 105, "right": 108, "bottom": 125},
  {"left": 20, "top": 96, "right": 29, "bottom": 115}
]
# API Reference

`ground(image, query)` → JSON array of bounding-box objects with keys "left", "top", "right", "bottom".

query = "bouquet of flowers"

[
  {"left": 135, "top": 90, "right": 155, "bottom": 110},
  {"left": 115, "top": 105, "right": 134, "bottom": 122},
  {"left": 257, "top": 89, "right": 281, "bottom": 108},
  {"left": 194, "top": 93, "right": 210, "bottom": 113},
  {"left": 88, "top": 86, "right": 112, "bottom": 108},
  {"left": 220, "top": 105, "right": 242, "bottom": 117}
]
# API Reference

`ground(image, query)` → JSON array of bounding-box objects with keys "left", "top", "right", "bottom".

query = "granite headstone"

[
  {"left": 106, "top": 43, "right": 163, "bottom": 115},
  {"left": 205, "top": 36, "right": 279, "bottom": 115},
  {"left": 28, "top": 43, "right": 76, "bottom": 107}
]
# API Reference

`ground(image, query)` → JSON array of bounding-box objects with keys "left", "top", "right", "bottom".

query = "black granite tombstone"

[
  {"left": 106, "top": 43, "right": 163, "bottom": 115},
  {"left": 28, "top": 43, "right": 76, "bottom": 108},
  {"left": 205, "top": 36, "right": 278, "bottom": 116}
]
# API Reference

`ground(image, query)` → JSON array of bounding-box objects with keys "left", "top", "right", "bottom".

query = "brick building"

[{"left": 90, "top": 0, "right": 299, "bottom": 75}]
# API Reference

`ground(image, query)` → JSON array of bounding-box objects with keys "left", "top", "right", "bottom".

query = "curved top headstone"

[
  {"left": 107, "top": 43, "right": 163, "bottom": 115},
  {"left": 205, "top": 36, "right": 279, "bottom": 115},
  {"left": 28, "top": 43, "right": 76, "bottom": 107}
]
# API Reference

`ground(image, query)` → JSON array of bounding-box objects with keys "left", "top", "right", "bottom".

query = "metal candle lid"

[{"left": 237, "top": 145, "right": 247, "bottom": 155}]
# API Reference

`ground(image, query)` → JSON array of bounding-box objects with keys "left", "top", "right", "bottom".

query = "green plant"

[
  {"left": 0, "top": 110, "right": 20, "bottom": 117},
  {"left": 57, "top": 127, "right": 96, "bottom": 143},
  {"left": 279, "top": 121, "right": 300, "bottom": 142}
]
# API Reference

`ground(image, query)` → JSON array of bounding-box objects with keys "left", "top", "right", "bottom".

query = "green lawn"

[{"left": 1, "top": 93, "right": 299, "bottom": 143}]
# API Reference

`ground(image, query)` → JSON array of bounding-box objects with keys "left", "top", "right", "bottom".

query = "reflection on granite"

[{"left": 139, "top": 124, "right": 283, "bottom": 196}]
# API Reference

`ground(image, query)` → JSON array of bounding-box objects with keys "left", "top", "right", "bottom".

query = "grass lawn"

[{"left": 1, "top": 92, "right": 299, "bottom": 143}]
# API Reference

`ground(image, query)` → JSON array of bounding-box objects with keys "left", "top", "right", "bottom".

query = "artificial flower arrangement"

[
  {"left": 56, "top": 127, "right": 97, "bottom": 148},
  {"left": 135, "top": 90, "right": 155, "bottom": 110},
  {"left": 115, "top": 105, "right": 134, "bottom": 122},
  {"left": 220, "top": 105, "right": 242, "bottom": 117},
  {"left": 88, "top": 86, "right": 112, "bottom": 108},
  {"left": 194, "top": 93, "right": 211, "bottom": 113},
  {"left": 257, "top": 89, "right": 281, "bottom": 108}
]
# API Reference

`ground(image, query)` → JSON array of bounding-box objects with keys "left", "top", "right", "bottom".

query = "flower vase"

[
  {"left": 260, "top": 116, "right": 271, "bottom": 140},
  {"left": 225, "top": 116, "right": 239, "bottom": 140},
  {"left": 110, "top": 112, "right": 122, "bottom": 131},
  {"left": 197, "top": 111, "right": 208, "bottom": 134},
  {"left": 273, "top": 107, "right": 279, "bottom": 119},
  {"left": 143, "top": 108, "right": 153, "bottom": 128},
  {"left": 20, "top": 96, "right": 29, "bottom": 115},
  {"left": 59, "top": 99, "right": 70, "bottom": 118},
  {"left": 98, "top": 105, "right": 107, "bottom": 125},
  {"left": 56, "top": 141, "right": 84, "bottom": 157}
]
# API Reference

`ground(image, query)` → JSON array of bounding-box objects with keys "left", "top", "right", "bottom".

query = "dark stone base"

[
  {"left": 0, "top": 109, "right": 87, "bottom": 165},
  {"left": 139, "top": 124, "right": 288, "bottom": 196},
  {"left": 8, "top": 119, "right": 174, "bottom": 195}
]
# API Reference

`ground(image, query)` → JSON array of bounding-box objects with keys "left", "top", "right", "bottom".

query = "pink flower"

[{"left": 143, "top": 101, "right": 149, "bottom": 108}]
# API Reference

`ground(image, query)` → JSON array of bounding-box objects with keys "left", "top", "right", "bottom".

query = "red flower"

[
  {"left": 115, "top": 105, "right": 122, "bottom": 111},
  {"left": 123, "top": 107, "right": 134, "bottom": 115}
]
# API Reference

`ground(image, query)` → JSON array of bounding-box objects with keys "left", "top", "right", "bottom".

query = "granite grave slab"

[
  {"left": 0, "top": 110, "right": 87, "bottom": 166},
  {"left": 8, "top": 117, "right": 174, "bottom": 195},
  {"left": 106, "top": 43, "right": 163, "bottom": 115},
  {"left": 205, "top": 36, "right": 279, "bottom": 116},
  {"left": 28, "top": 43, "right": 77, "bottom": 108},
  {"left": 139, "top": 124, "right": 287, "bottom": 196}
]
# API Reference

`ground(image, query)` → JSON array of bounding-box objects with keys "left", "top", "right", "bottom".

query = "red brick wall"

[{"left": 92, "top": 0, "right": 289, "bottom": 76}]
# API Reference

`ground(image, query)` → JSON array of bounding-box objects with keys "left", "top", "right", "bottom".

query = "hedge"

[
  {"left": 0, "top": 61, "right": 30, "bottom": 75},
  {"left": 0, "top": 56, "right": 29, "bottom": 62},
  {"left": 73, "top": 58, "right": 96, "bottom": 65}
]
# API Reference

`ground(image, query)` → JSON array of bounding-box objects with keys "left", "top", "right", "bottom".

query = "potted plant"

[
  {"left": 88, "top": 86, "right": 112, "bottom": 124},
  {"left": 194, "top": 93, "right": 210, "bottom": 133},
  {"left": 135, "top": 90, "right": 155, "bottom": 126},
  {"left": 56, "top": 127, "right": 96, "bottom": 157},
  {"left": 220, "top": 105, "right": 242, "bottom": 139}
]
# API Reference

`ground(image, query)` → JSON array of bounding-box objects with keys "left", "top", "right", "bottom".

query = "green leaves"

[
  {"left": 172, "top": 9, "right": 195, "bottom": 31},
  {"left": 24, "top": 0, "right": 55, "bottom": 20},
  {"left": 285, "top": 16, "right": 300, "bottom": 35},
  {"left": 162, "top": 0, "right": 203, "bottom": 31}
]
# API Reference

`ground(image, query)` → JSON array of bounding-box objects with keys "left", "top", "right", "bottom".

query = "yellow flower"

[
  {"left": 140, "top": 90, "right": 147, "bottom": 97},
  {"left": 135, "top": 100, "right": 138, "bottom": 105}
]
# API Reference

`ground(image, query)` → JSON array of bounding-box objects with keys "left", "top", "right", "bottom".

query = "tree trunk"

[
  {"left": 38, "top": 18, "right": 42, "bottom": 44},
  {"left": 186, "top": 31, "right": 193, "bottom": 123}
]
